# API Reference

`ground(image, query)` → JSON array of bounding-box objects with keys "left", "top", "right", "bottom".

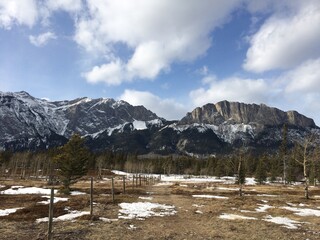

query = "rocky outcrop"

[{"left": 179, "top": 101, "right": 316, "bottom": 128}]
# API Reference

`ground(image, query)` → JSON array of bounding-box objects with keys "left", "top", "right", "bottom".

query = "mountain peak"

[{"left": 179, "top": 101, "right": 316, "bottom": 128}]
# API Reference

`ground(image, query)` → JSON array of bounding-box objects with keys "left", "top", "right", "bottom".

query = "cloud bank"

[
  {"left": 244, "top": 1, "right": 320, "bottom": 72},
  {"left": 76, "top": 0, "right": 241, "bottom": 85}
]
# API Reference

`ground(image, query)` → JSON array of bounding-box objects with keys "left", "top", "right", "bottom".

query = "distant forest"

[{"left": 0, "top": 132, "right": 319, "bottom": 186}]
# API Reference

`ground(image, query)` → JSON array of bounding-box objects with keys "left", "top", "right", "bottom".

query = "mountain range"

[{"left": 0, "top": 91, "right": 318, "bottom": 156}]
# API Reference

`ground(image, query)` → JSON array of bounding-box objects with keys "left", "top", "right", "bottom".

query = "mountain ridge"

[
  {"left": 0, "top": 91, "right": 318, "bottom": 154},
  {"left": 179, "top": 101, "right": 316, "bottom": 128}
]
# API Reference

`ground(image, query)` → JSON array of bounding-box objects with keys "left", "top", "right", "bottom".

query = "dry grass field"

[{"left": 1, "top": 175, "right": 320, "bottom": 240}]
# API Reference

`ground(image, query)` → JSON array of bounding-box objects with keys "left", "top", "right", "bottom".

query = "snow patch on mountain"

[
  {"left": 167, "top": 123, "right": 255, "bottom": 143},
  {"left": 133, "top": 120, "right": 147, "bottom": 130}
]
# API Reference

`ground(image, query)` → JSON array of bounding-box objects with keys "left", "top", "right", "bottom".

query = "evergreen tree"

[
  {"left": 286, "top": 151, "right": 298, "bottom": 184},
  {"left": 269, "top": 155, "right": 280, "bottom": 182},
  {"left": 279, "top": 124, "right": 288, "bottom": 184},
  {"left": 54, "top": 134, "right": 90, "bottom": 194},
  {"left": 255, "top": 156, "right": 267, "bottom": 184},
  {"left": 214, "top": 159, "right": 224, "bottom": 178},
  {"left": 236, "top": 150, "right": 246, "bottom": 196}
]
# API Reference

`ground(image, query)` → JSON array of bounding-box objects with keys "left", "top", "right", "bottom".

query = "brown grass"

[{"left": 1, "top": 178, "right": 320, "bottom": 239}]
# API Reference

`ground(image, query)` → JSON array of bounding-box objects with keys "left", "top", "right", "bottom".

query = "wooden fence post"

[
  {"left": 48, "top": 188, "right": 54, "bottom": 240},
  {"left": 122, "top": 176, "right": 126, "bottom": 194},
  {"left": 136, "top": 175, "right": 138, "bottom": 187},
  {"left": 111, "top": 177, "right": 115, "bottom": 203},
  {"left": 90, "top": 177, "right": 93, "bottom": 216}
]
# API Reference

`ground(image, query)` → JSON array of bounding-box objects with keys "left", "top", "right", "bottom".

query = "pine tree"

[
  {"left": 214, "top": 158, "right": 224, "bottom": 178},
  {"left": 255, "top": 156, "right": 267, "bottom": 184},
  {"left": 54, "top": 134, "right": 90, "bottom": 194},
  {"left": 279, "top": 124, "right": 288, "bottom": 184}
]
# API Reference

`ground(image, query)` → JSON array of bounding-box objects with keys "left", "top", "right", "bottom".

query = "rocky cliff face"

[{"left": 179, "top": 101, "right": 316, "bottom": 128}]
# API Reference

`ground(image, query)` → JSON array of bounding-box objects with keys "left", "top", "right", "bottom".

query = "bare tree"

[
  {"left": 237, "top": 152, "right": 246, "bottom": 197},
  {"left": 295, "top": 134, "right": 316, "bottom": 199}
]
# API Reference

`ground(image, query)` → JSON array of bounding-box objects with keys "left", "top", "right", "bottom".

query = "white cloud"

[
  {"left": 0, "top": 0, "right": 38, "bottom": 29},
  {"left": 76, "top": 0, "right": 242, "bottom": 85},
  {"left": 282, "top": 58, "right": 320, "bottom": 94},
  {"left": 29, "top": 31, "right": 56, "bottom": 47},
  {"left": 190, "top": 76, "right": 272, "bottom": 107},
  {"left": 0, "top": 0, "right": 84, "bottom": 29},
  {"left": 46, "top": 0, "right": 83, "bottom": 13},
  {"left": 277, "top": 58, "right": 320, "bottom": 125},
  {"left": 244, "top": 2, "right": 320, "bottom": 72},
  {"left": 83, "top": 59, "right": 126, "bottom": 86},
  {"left": 119, "top": 89, "right": 187, "bottom": 120}
]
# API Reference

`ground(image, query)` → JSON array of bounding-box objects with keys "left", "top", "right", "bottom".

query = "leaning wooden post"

[
  {"left": 48, "top": 188, "right": 54, "bottom": 240},
  {"left": 139, "top": 175, "right": 142, "bottom": 186},
  {"left": 136, "top": 175, "right": 139, "bottom": 187},
  {"left": 122, "top": 176, "right": 126, "bottom": 194},
  {"left": 111, "top": 177, "right": 115, "bottom": 203},
  {"left": 90, "top": 177, "right": 93, "bottom": 216}
]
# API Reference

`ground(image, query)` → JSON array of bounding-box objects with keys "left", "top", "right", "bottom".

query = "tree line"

[{"left": 0, "top": 129, "right": 319, "bottom": 196}]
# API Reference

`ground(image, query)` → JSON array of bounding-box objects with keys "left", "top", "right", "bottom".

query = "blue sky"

[{"left": 0, "top": 0, "right": 320, "bottom": 125}]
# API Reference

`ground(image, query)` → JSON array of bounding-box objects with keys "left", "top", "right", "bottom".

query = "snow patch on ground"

[
  {"left": 263, "top": 215, "right": 302, "bottom": 229},
  {"left": 128, "top": 224, "right": 137, "bottom": 230},
  {"left": 217, "top": 187, "right": 239, "bottom": 191},
  {"left": 160, "top": 175, "right": 235, "bottom": 184},
  {"left": 111, "top": 170, "right": 132, "bottom": 176},
  {"left": 1, "top": 186, "right": 56, "bottom": 195},
  {"left": 99, "top": 217, "right": 118, "bottom": 223},
  {"left": 0, "top": 207, "right": 23, "bottom": 216},
  {"left": 240, "top": 210, "right": 256, "bottom": 213},
  {"left": 38, "top": 196, "right": 68, "bottom": 204},
  {"left": 257, "top": 194, "right": 278, "bottom": 197},
  {"left": 70, "top": 191, "right": 86, "bottom": 196},
  {"left": 245, "top": 178, "right": 257, "bottom": 185},
  {"left": 256, "top": 204, "right": 273, "bottom": 213},
  {"left": 154, "top": 182, "right": 174, "bottom": 186},
  {"left": 118, "top": 202, "right": 177, "bottom": 220},
  {"left": 36, "top": 210, "right": 89, "bottom": 223},
  {"left": 281, "top": 206, "right": 320, "bottom": 217},
  {"left": 192, "top": 195, "right": 229, "bottom": 199},
  {"left": 219, "top": 213, "right": 257, "bottom": 220}
]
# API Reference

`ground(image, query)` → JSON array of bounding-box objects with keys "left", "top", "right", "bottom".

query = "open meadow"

[{"left": 1, "top": 172, "right": 320, "bottom": 240}]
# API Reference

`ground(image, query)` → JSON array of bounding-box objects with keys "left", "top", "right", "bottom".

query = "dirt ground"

[{"left": 1, "top": 177, "right": 320, "bottom": 240}]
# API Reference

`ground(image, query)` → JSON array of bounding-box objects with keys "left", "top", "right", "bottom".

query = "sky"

[{"left": 0, "top": 0, "right": 320, "bottom": 125}]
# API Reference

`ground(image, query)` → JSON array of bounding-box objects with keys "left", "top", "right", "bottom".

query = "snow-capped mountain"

[
  {"left": 160, "top": 101, "right": 319, "bottom": 155},
  {"left": 0, "top": 91, "right": 318, "bottom": 155},
  {"left": 0, "top": 91, "right": 163, "bottom": 150}
]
